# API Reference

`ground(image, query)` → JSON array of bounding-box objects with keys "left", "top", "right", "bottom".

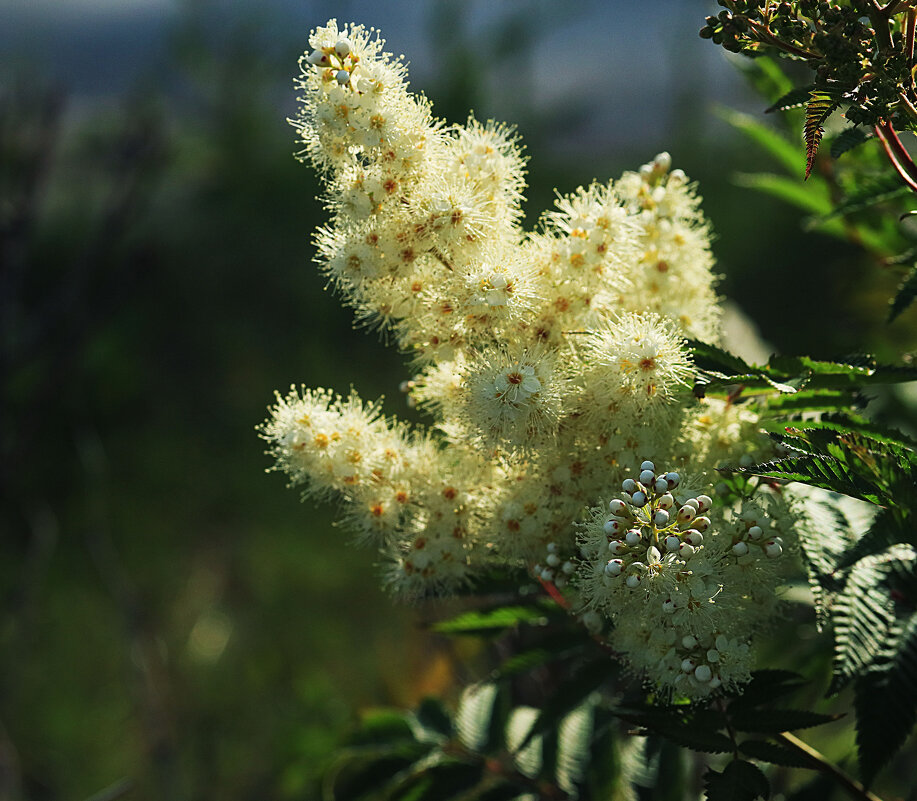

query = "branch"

[
  {"left": 874, "top": 121, "right": 917, "bottom": 193},
  {"left": 775, "top": 732, "right": 884, "bottom": 801},
  {"left": 745, "top": 18, "right": 822, "bottom": 60}
]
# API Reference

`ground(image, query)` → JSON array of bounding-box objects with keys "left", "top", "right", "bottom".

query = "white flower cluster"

[
  {"left": 261, "top": 20, "right": 796, "bottom": 698},
  {"left": 577, "top": 461, "right": 787, "bottom": 697}
]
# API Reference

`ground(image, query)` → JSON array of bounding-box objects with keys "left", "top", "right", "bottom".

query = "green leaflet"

[
  {"left": 888, "top": 262, "right": 917, "bottom": 322},
  {"left": 738, "top": 739, "right": 813, "bottom": 769},
  {"left": 804, "top": 90, "right": 841, "bottom": 179},
  {"left": 765, "top": 84, "right": 816, "bottom": 113},
  {"left": 808, "top": 172, "right": 910, "bottom": 225},
  {"left": 828, "top": 550, "right": 901, "bottom": 693},
  {"left": 431, "top": 602, "right": 555, "bottom": 634},
  {"left": 704, "top": 759, "right": 770, "bottom": 801},
  {"left": 854, "top": 612, "right": 917, "bottom": 785},
  {"left": 829, "top": 126, "right": 874, "bottom": 159}
]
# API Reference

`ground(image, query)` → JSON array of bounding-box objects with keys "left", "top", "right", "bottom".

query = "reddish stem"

[{"left": 874, "top": 121, "right": 917, "bottom": 193}]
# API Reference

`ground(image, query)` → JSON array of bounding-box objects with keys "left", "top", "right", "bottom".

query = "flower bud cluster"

[
  {"left": 578, "top": 461, "right": 789, "bottom": 698},
  {"left": 533, "top": 542, "right": 577, "bottom": 589}
]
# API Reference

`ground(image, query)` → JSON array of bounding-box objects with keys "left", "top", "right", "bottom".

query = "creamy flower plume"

[{"left": 260, "top": 20, "right": 796, "bottom": 696}]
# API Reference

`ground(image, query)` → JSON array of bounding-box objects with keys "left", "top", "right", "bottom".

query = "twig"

[
  {"left": 874, "top": 121, "right": 917, "bottom": 193},
  {"left": 775, "top": 732, "right": 884, "bottom": 801},
  {"left": 745, "top": 18, "right": 822, "bottom": 60}
]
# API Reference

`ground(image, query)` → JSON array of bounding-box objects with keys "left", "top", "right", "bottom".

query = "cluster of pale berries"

[
  {"left": 261, "top": 20, "right": 796, "bottom": 699},
  {"left": 577, "top": 461, "right": 786, "bottom": 697}
]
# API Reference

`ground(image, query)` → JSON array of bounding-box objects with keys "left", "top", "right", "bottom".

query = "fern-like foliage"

[
  {"left": 888, "top": 262, "right": 917, "bottom": 322},
  {"left": 804, "top": 90, "right": 841, "bottom": 179}
]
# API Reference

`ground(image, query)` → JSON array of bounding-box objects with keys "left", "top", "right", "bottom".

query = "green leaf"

[
  {"left": 739, "top": 738, "right": 814, "bottom": 769},
  {"left": 830, "top": 550, "right": 901, "bottom": 693},
  {"left": 762, "top": 388, "right": 852, "bottom": 414},
  {"left": 833, "top": 507, "right": 917, "bottom": 571},
  {"left": 555, "top": 701, "right": 595, "bottom": 794},
  {"left": 349, "top": 709, "right": 417, "bottom": 746},
  {"left": 733, "top": 172, "right": 833, "bottom": 216},
  {"left": 505, "top": 707, "right": 542, "bottom": 779},
  {"left": 728, "top": 454, "right": 884, "bottom": 505},
  {"left": 728, "top": 670, "right": 807, "bottom": 711},
  {"left": 432, "top": 603, "right": 554, "bottom": 635},
  {"left": 729, "top": 708, "right": 840, "bottom": 734},
  {"left": 412, "top": 698, "right": 453, "bottom": 743},
  {"left": 489, "top": 631, "right": 587, "bottom": 682},
  {"left": 616, "top": 706, "right": 734, "bottom": 754},
  {"left": 456, "top": 683, "right": 499, "bottom": 752},
  {"left": 387, "top": 758, "right": 484, "bottom": 801},
  {"left": 829, "top": 126, "right": 875, "bottom": 159},
  {"left": 719, "top": 108, "right": 800, "bottom": 174},
  {"left": 704, "top": 759, "right": 770, "bottom": 801},
  {"left": 766, "top": 84, "right": 816, "bottom": 113},
  {"left": 889, "top": 263, "right": 917, "bottom": 322},
  {"left": 514, "top": 659, "right": 610, "bottom": 753},
  {"left": 855, "top": 612, "right": 917, "bottom": 785},
  {"left": 805, "top": 90, "right": 841, "bottom": 179},
  {"left": 809, "top": 173, "right": 910, "bottom": 225},
  {"left": 687, "top": 339, "right": 757, "bottom": 376}
]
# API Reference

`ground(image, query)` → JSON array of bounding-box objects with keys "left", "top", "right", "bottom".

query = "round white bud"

[
  {"left": 604, "top": 519, "right": 623, "bottom": 536},
  {"left": 625, "top": 574, "right": 641, "bottom": 588},
  {"left": 685, "top": 530, "right": 703, "bottom": 547},
  {"left": 547, "top": 542, "right": 558, "bottom": 553},
  {"left": 625, "top": 529, "right": 642, "bottom": 546},
  {"left": 609, "top": 499, "right": 628, "bottom": 516},
  {"left": 715, "top": 635, "right": 729, "bottom": 651},
  {"left": 622, "top": 478, "right": 637, "bottom": 493},
  {"left": 668, "top": 168, "right": 687, "bottom": 185},
  {"left": 334, "top": 39, "right": 351, "bottom": 57},
  {"left": 681, "top": 659, "right": 695, "bottom": 673},
  {"left": 665, "top": 535, "right": 681, "bottom": 552},
  {"left": 540, "top": 568, "right": 554, "bottom": 581},
  {"left": 679, "top": 543, "right": 696, "bottom": 558},
  {"left": 546, "top": 553, "right": 561, "bottom": 567},
  {"left": 639, "top": 469, "right": 655, "bottom": 486},
  {"left": 665, "top": 472, "right": 680, "bottom": 488},
  {"left": 608, "top": 540, "right": 626, "bottom": 555},
  {"left": 682, "top": 634, "right": 697, "bottom": 648},
  {"left": 765, "top": 541, "right": 783, "bottom": 558},
  {"left": 696, "top": 495, "right": 713, "bottom": 513},
  {"left": 693, "top": 516, "right": 710, "bottom": 532},
  {"left": 581, "top": 610, "right": 603, "bottom": 633},
  {"left": 694, "top": 664, "right": 713, "bottom": 683},
  {"left": 708, "top": 676, "right": 722, "bottom": 689},
  {"left": 306, "top": 49, "right": 329, "bottom": 66},
  {"left": 335, "top": 69, "right": 351, "bottom": 84},
  {"left": 684, "top": 498, "right": 700, "bottom": 510},
  {"left": 604, "top": 559, "right": 624, "bottom": 577},
  {"left": 706, "top": 649, "right": 720, "bottom": 663},
  {"left": 562, "top": 560, "right": 576, "bottom": 575},
  {"left": 731, "top": 541, "right": 749, "bottom": 556},
  {"left": 654, "top": 509, "right": 670, "bottom": 527},
  {"left": 662, "top": 599, "right": 676, "bottom": 613},
  {"left": 747, "top": 525, "right": 763, "bottom": 540},
  {"left": 640, "top": 460, "right": 655, "bottom": 472},
  {"left": 654, "top": 152, "right": 672, "bottom": 172},
  {"left": 658, "top": 493, "right": 675, "bottom": 510},
  {"left": 677, "top": 505, "right": 696, "bottom": 523},
  {"left": 655, "top": 477, "right": 669, "bottom": 493},
  {"left": 631, "top": 491, "right": 647, "bottom": 507}
]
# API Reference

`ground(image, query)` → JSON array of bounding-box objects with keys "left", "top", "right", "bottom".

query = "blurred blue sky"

[{"left": 2, "top": 0, "right": 754, "bottom": 158}]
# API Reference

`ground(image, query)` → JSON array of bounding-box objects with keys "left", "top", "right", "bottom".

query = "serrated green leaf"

[
  {"left": 432, "top": 604, "right": 553, "bottom": 635},
  {"left": 728, "top": 454, "right": 884, "bottom": 505},
  {"left": 809, "top": 173, "right": 909, "bottom": 226},
  {"left": 456, "top": 683, "right": 499, "bottom": 753},
  {"left": 829, "top": 550, "right": 900, "bottom": 693},
  {"left": 728, "top": 670, "right": 807, "bottom": 711},
  {"left": 687, "top": 339, "right": 757, "bottom": 375},
  {"left": 515, "top": 659, "right": 610, "bottom": 753},
  {"left": 766, "top": 84, "right": 816, "bottom": 113},
  {"left": 506, "top": 707, "right": 542, "bottom": 779},
  {"left": 555, "top": 701, "right": 595, "bottom": 794},
  {"left": 829, "top": 126, "right": 875, "bottom": 159},
  {"left": 889, "top": 263, "right": 917, "bottom": 322},
  {"left": 704, "top": 759, "right": 770, "bottom": 801},
  {"left": 762, "top": 388, "right": 852, "bottom": 414},
  {"left": 616, "top": 706, "right": 734, "bottom": 754},
  {"left": 805, "top": 90, "right": 841, "bottom": 179},
  {"left": 739, "top": 738, "right": 814, "bottom": 769},
  {"left": 855, "top": 612, "right": 917, "bottom": 785},
  {"left": 729, "top": 708, "right": 840, "bottom": 734},
  {"left": 412, "top": 698, "right": 453, "bottom": 743}
]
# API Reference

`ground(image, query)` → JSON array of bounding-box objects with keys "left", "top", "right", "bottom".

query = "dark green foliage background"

[{"left": 4, "top": 2, "right": 917, "bottom": 799}]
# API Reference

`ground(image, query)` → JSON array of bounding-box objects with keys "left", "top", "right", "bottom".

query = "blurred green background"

[{"left": 3, "top": 1, "right": 917, "bottom": 799}]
